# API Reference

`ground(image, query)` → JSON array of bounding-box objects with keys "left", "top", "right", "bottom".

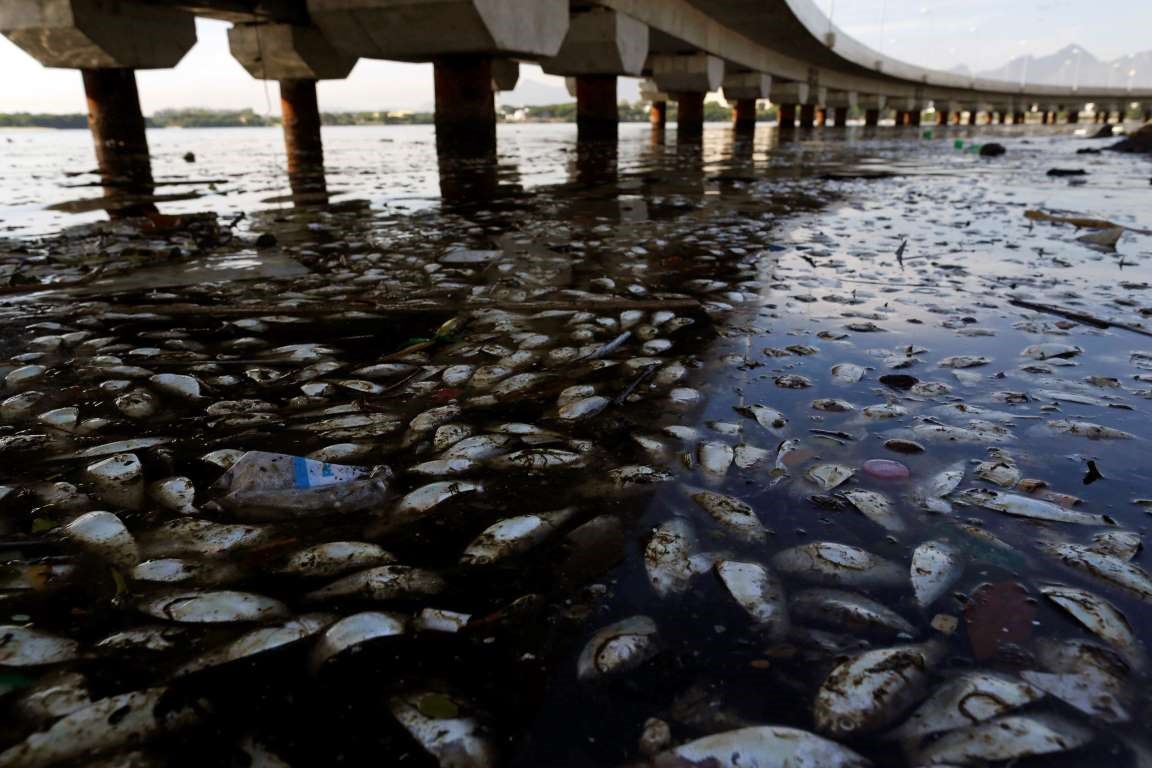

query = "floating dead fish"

[
  {"left": 64, "top": 510, "right": 139, "bottom": 569},
  {"left": 975, "top": 459, "right": 1020, "bottom": 488},
  {"left": 1040, "top": 584, "right": 1145, "bottom": 669},
  {"left": 392, "top": 481, "right": 483, "bottom": 526},
  {"left": 415, "top": 608, "right": 471, "bottom": 634},
  {"left": 689, "top": 490, "right": 768, "bottom": 542},
  {"left": 141, "top": 519, "right": 272, "bottom": 559},
  {"left": 577, "top": 615, "right": 659, "bottom": 680},
  {"left": 697, "top": 442, "right": 734, "bottom": 478},
  {"left": 305, "top": 565, "right": 445, "bottom": 603},
  {"left": 962, "top": 488, "right": 1114, "bottom": 526},
  {"left": 310, "top": 612, "right": 407, "bottom": 669},
  {"left": 912, "top": 462, "right": 965, "bottom": 513},
  {"left": 861, "top": 403, "right": 907, "bottom": 419},
  {"left": 149, "top": 373, "right": 201, "bottom": 400},
  {"left": 488, "top": 449, "right": 584, "bottom": 471},
  {"left": 650, "top": 725, "right": 870, "bottom": 768},
  {"left": 812, "top": 398, "right": 855, "bottom": 412},
  {"left": 0, "top": 687, "right": 200, "bottom": 768},
  {"left": 84, "top": 453, "right": 145, "bottom": 510},
  {"left": 887, "top": 671, "right": 1043, "bottom": 745},
  {"left": 558, "top": 395, "right": 609, "bottom": 421},
  {"left": 1022, "top": 343, "right": 1083, "bottom": 360},
  {"left": 715, "top": 561, "right": 788, "bottom": 636},
  {"left": 1019, "top": 669, "right": 1129, "bottom": 721},
  {"left": 773, "top": 543, "right": 904, "bottom": 588},
  {"left": 645, "top": 519, "right": 697, "bottom": 597},
  {"left": 814, "top": 643, "right": 939, "bottom": 737},
  {"left": 938, "top": 355, "right": 991, "bottom": 369},
  {"left": 807, "top": 464, "right": 855, "bottom": 492},
  {"left": 390, "top": 692, "right": 495, "bottom": 768},
  {"left": 831, "top": 363, "right": 867, "bottom": 384},
  {"left": 0, "top": 626, "right": 79, "bottom": 667},
  {"left": 735, "top": 404, "right": 788, "bottom": 432},
  {"left": 911, "top": 541, "right": 963, "bottom": 608},
  {"left": 179, "top": 614, "right": 335, "bottom": 676},
  {"left": 1047, "top": 419, "right": 1135, "bottom": 439},
  {"left": 460, "top": 508, "right": 575, "bottom": 566},
  {"left": 791, "top": 588, "right": 914, "bottom": 637},
  {"left": 1042, "top": 542, "right": 1152, "bottom": 602},
  {"left": 840, "top": 490, "right": 903, "bottom": 532},
  {"left": 915, "top": 713, "right": 1093, "bottom": 765},
  {"left": 138, "top": 590, "right": 288, "bottom": 623},
  {"left": 275, "top": 542, "right": 396, "bottom": 578},
  {"left": 442, "top": 435, "right": 514, "bottom": 460},
  {"left": 1090, "top": 530, "right": 1142, "bottom": 561},
  {"left": 733, "top": 444, "right": 772, "bottom": 469}
]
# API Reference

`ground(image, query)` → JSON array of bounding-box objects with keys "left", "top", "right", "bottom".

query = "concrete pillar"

[
  {"left": 650, "top": 101, "right": 667, "bottom": 129},
  {"left": 80, "top": 68, "right": 154, "bottom": 214},
  {"left": 1144, "top": 109, "right": 1151, "bottom": 123},
  {"left": 864, "top": 108, "right": 879, "bottom": 127},
  {"left": 799, "top": 103, "right": 816, "bottom": 129},
  {"left": 1013, "top": 111, "right": 1026, "bottom": 124},
  {"left": 1067, "top": 107, "right": 1080, "bottom": 124},
  {"left": 936, "top": 110, "right": 950, "bottom": 126},
  {"left": 434, "top": 56, "right": 496, "bottom": 156},
  {"left": 779, "top": 104, "right": 797, "bottom": 128},
  {"left": 832, "top": 106, "right": 848, "bottom": 126},
  {"left": 575, "top": 74, "right": 618, "bottom": 140},
  {"left": 733, "top": 98, "right": 757, "bottom": 133},
  {"left": 908, "top": 110, "right": 921, "bottom": 127},
  {"left": 279, "top": 79, "right": 326, "bottom": 204},
  {"left": 997, "top": 111, "right": 1007, "bottom": 125},
  {"left": 968, "top": 110, "right": 978, "bottom": 126},
  {"left": 813, "top": 107, "right": 826, "bottom": 127},
  {"left": 676, "top": 91, "right": 706, "bottom": 138}
]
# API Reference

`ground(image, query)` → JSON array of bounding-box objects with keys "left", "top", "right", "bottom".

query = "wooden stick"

[{"left": 1009, "top": 298, "right": 1152, "bottom": 338}]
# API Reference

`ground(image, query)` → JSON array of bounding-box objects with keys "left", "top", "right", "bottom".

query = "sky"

[{"left": 0, "top": 1, "right": 1149, "bottom": 114}]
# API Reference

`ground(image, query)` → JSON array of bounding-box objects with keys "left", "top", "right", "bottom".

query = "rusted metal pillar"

[
  {"left": 576, "top": 74, "right": 618, "bottom": 140},
  {"left": 936, "top": 111, "right": 949, "bottom": 126},
  {"left": 779, "top": 104, "right": 797, "bottom": 128},
  {"left": 676, "top": 92, "right": 705, "bottom": 138},
  {"left": 433, "top": 55, "right": 496, "bottom": 156},
  {"left": 864, "top": 108, "right": 879, "bottom": 127},
  {"left": 799, "top": 103, "right": 816, "bottom": 128},
  {"left": 278, "top": 78, "right": 327, "bottom": 205},
  {"left": 733, "top": 98, "right": 757, "bottom": 133},
  {"left": 832, "top": 107, "right": 848, "bottom": 126},
  {"left": 81, "top": 67, "right": 155, "bottom": 216},
  {"left": 650, "top": 101, "right": 667, "bottom": 129}
]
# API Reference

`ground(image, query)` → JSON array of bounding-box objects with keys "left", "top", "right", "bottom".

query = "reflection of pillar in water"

[
  {"left": 574, "top": 138, "right": 618, "bottom": 187},
  {"left": 81, "top": 68, "right": 156, "bottom": 216},
  {"left": 279, "top": 79, "right": 328, "bottom": 205}
]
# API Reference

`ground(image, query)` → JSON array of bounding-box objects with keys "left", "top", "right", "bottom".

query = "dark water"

[{"left": 0, "top": 122, "right": 1150, "bottom": 766}]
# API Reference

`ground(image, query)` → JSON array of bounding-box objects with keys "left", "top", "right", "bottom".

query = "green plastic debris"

[{"left": 954, "top": 139, "right": 965, "bottom": 149}]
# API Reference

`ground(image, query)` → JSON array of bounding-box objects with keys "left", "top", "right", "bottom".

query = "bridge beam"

[
  {"left": 651, "top": 53, "right": 723, "bottom": 139},
  {"left": 542, "top": 7, "right": 648, "bottom": 77},
  {"left": 723, "top": 73, "right": 770, "bottom": 134}
]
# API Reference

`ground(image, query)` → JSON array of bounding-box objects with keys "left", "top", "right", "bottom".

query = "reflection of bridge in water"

[{"left": 3, "top": 0, "right": 1149, "bottom": 212}]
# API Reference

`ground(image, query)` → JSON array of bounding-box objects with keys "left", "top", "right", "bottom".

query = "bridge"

[{"left": 3, "top": 0, "right": 1150, "bottom": 206}]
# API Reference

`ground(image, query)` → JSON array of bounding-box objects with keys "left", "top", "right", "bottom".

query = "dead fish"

[
  {"left": 689, "top": 490, "right": 768, "bottom": 542},
  {"left": 1022, "top": 343, "right": 1083, "bottom": 360},
  {"left": 0, "top": 626, "right": 79, "bottom": 667},
  {"left": 975, "top": 459, "right": 1020, "bottom": 488},
  {"left": 814, "top": 642, "right": 940, "bottom": 737},
  {"left": 697, "top": 441, "right": 735, "bottom": 478},
  {"left": 64, "top": 510, "right": 139, "bottom": 569},
  {"left": 1090, "top": 530, "right": 1142, "bottom": 561},
  {"left": 84, "top": 453, "right": 145, "bottom": 510},
  {"left": 1047, "top": 419, "right": 1135, "bottom": 439},
  {"left": 305, "top": 565, "right": 445, "bottom": 602},
  {"left": 141, "top": 519, "right": 272, "bottom": 559},
  {"left": 1019, "top": 669, "right": 1129, "bottom": 721},
  {"left": 840, "top": 490, "right": 904, "bottom": 532},
  {"left": 558, "top": 395, "right": 609, "bottom": 421},
  {"left": 149, "top": 373, "right": 202, "bottom": 400},
  {"left": 915, "top": 713, "right": 1093, "bottom": 765},
  {"left": 138, "top": 590, "right": 288, "bottom": 623},
  {"left": 577, "top": 615, "right": 659, "bottom": 680},
  {"left": 390, "top": 692, "right": 495, "bottom": 768},
  {"left": 179, "top": 614, "right": 335, "bottom": 676},
  {"left": 1040, "top": 584, "right": 1145, "bottom": 669},
  {"left": 806, "top": 464, "right": 855, "bottom": 492},
  {"left": 310, "top": 612, "right": 408, "bottom": 669},
  {"left": 130, "top": 558, "right": 242, "bottom": 586},
  {"left": 649, "top": 725, "right": 870, "bottom": 767},
  {"left": 275, "top": 542, "right": 396, "bottom": 578},
  {"left": 831, "top": 363, "right": 867, "bottom": 384},
  {"left": 442, "top": 434, "right": 514, "bottom": 460},
  {"left": 715, "top": 561, "right": 788, "bottom": 637},
  {"left": 773, "top": 542, "right": 904, "bottom": 588},
  {"left": 148, "top": 476, "right": 197, "bottom": 515},
  {"left": 393, "top": 481, "right": 483, "bottom": 525},
  {"left": 733, "top": 444, "right": 772, "bottom": 469},
  {"left": 460, "top": 508, "right": 576, "bottom": 565},
  {"left": 735, "top": 404, "right": 789, "bottom": 432},
  {"left": 938, "top": 355, "right": 991, "bottom": 369},
  {"left": 0, "top": 687, "right": 200, "bottom": 768},
  {"left": 792, "top": 588, "right": 914, "bottom": 637},
  {"left": 861, "top": 403, "right": 907, "bottom": 419},
  {"left": 1042, "top": 542, "right": 1152, "bottom": 602},
  {"left": 812, "top": 398, "right": 856, "bottom": 412},
  {"left": 963, "top": 488, "right": 1114, "bottom": 526},
  {"left": 488, "top": 449, "right": 584, "bottom": 471},
  {"left": 911, "top": 541, "right": 963, "bottom": 608},
  {"left": 645, "top": 519, "right": 697, "bottom": 597},
  {"left": 409, "top": 458, "right": 478, "bottom": 477},
  {"left": 886, "top": 671, "right": 1044, "bottom": 745},
  {"left": 912, "top": 462, "right": 965, "bottom": 513},
  {"left": 414, "top": 608, "right": 471, "bottom": 634}
]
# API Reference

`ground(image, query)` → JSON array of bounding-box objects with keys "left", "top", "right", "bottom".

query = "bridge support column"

[
  {"left": 1144, "top": 109, "right": 1151, "bottom": 123},
  {"left": 733, "top": 98, "right": 757, "bottom": 133},
  {"left": 864, "top": 108, "right": 879, "bottom": 126},
  {"left": 81, "top": 68, "right": 155, "bottom": 214},
  {"left": 799, "top": 104, "right": 816, "bottom": 129},
  {"left": 650, "top": 101, "right": 667, "bottom": 129},
  {"left": 434, "top": 56, "right": 497, "bottom": 156},
  {"left": 779, "top": 104, "right": 796, "bottom": 128},
  {"left": 936, "top": 110, "right": 949, "bottom": 126},
  {"left": 832, "top": 106, "right": 848, "bottom": 126},
  {"left": 279, "top": 79, "right": 327, "bottom": 203},
  {"left": 814, "top": 107, "right": 826, "bottom": 127},
  {"left": 1066, "top": 108, "right": 1080, "bottom": 124},
  {"left": 575, "top": 74, "right": 618, "bottom": 140},
  {"left": 967, "top": 110, "right": 977, "bottom": 126},
  {"left": 675, "top": 92, "right": 706, "bottom": 139},
  {"left": 910, "top": 110, "right": 922, "bottom": 127},
  {"left": 1013, "top": 112, "right": 1026, "bottom": 124},
  {"left": 997, "top": 111, "right": 1007, "bottom": 125}
]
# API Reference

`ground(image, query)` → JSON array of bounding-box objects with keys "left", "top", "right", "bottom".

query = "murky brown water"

[{"left": 0, "top": 122, "right": 1150, "bottom": 767}]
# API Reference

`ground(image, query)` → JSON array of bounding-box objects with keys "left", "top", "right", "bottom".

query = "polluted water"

[{"left": 0, "top": 121, "right": 1150, "bottom": 766}]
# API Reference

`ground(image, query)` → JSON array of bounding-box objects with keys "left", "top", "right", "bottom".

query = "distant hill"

[{"left": 975, "top": 44, "right": 1152, "bottom": 88}]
